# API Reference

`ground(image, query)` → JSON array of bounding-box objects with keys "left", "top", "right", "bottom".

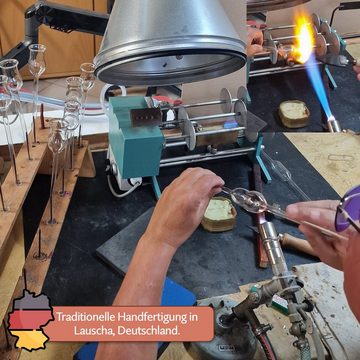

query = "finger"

[
  {"left": 192, "top": 173, "right": 225, "bottom": 199},
  {"left": 288, "top": 207, "right": 337, "bottom": 231},
  {"left": 301, "top": 223, "right": 348, "bottom": 250},
  {"left": 300, "top": 224, "right": 332, "bottom": 250},
  {"left": 250, "top": 44, "right": 263, "bottom": 54},
  {"left": 178, "top": 167, "right": 219, "bottom": 186},
  {"left": 299, "top": 224, "right": 344, "bottom": 270},
  {"left": 346, "top": 232, "right": 360, "bottom": 259},
  {"left": 247, "top": 45, "right": 263, "bottom": 57},
  {"left": 247, "top": 28, "right": 263, "bottom": 43},
  {"left": 209, "top": 185, "right": 224, "bottom": 199},
  {"left": 287, "top": 200, "right": 339, "bottom": 212},
  {"left": 252, "top": 29, "right": 264, "bottom": 44}
]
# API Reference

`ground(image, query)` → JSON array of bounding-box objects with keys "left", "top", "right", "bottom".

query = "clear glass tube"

[
  {"left": 0, "top": 59, "right": 32, "bottom": 160},
  {"left": 66, "top": 76, "right": 83, "bottom": 104},
  {"left": 2, "top": 113, "right": 20, "bottom": 185},
  {"left": 63, "top": 101, "right": 80, "bottom": 171},
  {"left": 262, "top": 151, "right": 311, "bottom": 201},
  {"left": 64, "top": 78, "right": 82, "bottom": 170},
  {"left": 0, "top": 75, "right": 20, "bottom": 186},
  {"left": 78, "top": 63, "right": 95, "bottom": 147},
  {"left": 47, "top": 119, "right": 68, "bottom": 224},
  {"left": 28, "top": 44, "right": 46, "bottom": 143}
]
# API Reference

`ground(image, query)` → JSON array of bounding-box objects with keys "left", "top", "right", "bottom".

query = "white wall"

[{"left": 267, "top": 0, "right": 360, "bottom": 36}]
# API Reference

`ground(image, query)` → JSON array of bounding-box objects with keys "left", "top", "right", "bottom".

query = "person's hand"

[
  {"left": 144, "top": 168, "right": 224, "bottom": 251},
  {"left": 247, "top": 27, "right": 264, "bottom": 57},
  {"left": 354, "top": 63, "right": 360, "bottom": 81},
  {"left": 286, "top": 200, "right": 354, "bottom": 270}
]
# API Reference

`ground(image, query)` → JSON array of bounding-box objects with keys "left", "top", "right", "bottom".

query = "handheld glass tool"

[
  {"left": 262, "top": 151, "right": 311, "bottom": 201},
  {"left": 222, "top": 186, "right": 347, "bottom": 240}
]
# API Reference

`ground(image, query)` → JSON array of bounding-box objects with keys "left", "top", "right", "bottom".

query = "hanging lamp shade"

[
  {"left": 94, "top": 0, "right": 247, "bottom": 86},
  {"left": 247, "top": 0, "right": 310, "bottom": 12}
]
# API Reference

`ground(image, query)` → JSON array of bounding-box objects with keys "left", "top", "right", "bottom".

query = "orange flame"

[{"left": 293, "top": 13, "right": 315, "bottom": 64}]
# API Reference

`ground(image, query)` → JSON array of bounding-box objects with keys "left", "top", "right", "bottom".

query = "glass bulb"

[
  {"left": 48, "top": 119, "right": 69, "bottom": 154},
  {"left": 80, "top": 63, "right": 96, "bottom": 92},
  {"left": 0, "top": 75, "right": 12, "bottom": 112},
  {"left": 0, "top": 59, "right": 23, "bottom": 93},
  {"left": 28, "top": 44, "right": 47, "bottom": 77}
]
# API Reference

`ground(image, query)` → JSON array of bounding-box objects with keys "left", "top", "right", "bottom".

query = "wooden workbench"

[{"left": 1, "top": 131, "right": 357, "bottom": 360}]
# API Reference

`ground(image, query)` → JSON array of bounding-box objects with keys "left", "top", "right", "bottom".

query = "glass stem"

[
  {"left": 2, "top": 112, "right": 20, "bottom": 185},
  {"left": 49, "top": 153, "right": 59, "bottom": 223},
  {"left": 61, "top": 168, "right": 65, "bottom": 195},
  {"left": 78, "top": 92, "right": 87, "bottom": 148},
  {"left": 64, "top": 132, "right": 71, "bottom": 170},
  {"left": 14, "top": 91, "right": 32, "bottom": 160},
  {"left": 32, "top": 76, "right": 39, "bottom": 143},
  {"left": 70, "top": 135, "right": 75, "bottom": 170}
]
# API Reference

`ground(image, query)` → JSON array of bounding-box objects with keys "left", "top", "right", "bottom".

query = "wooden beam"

[
  {"left": 0, "top": 124, "right": 48, "bottom": 262},
  {"left": 0, "top": 141, "right": 89, "bottom": 358},
  {"left": 0, "top": 212, "right": 24, "bottom": 324}
]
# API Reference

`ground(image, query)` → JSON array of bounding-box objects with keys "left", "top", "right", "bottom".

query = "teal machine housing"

[
  {"left": 109, "top": 96, "right": 164, "bottom": 179},
  {"left": 108, "top": 96, "right": 271, "bottom": 199}
]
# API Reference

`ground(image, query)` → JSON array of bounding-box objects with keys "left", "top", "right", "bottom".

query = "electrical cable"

[
  {"left": 107, "top": 174, "right": 141, "bottom": 198},
  {"left": 257, "top": 333, "right": 277, "bottom": 360},
  {"left": 329, "top": 6, "right": 340, "bottom": 27}
]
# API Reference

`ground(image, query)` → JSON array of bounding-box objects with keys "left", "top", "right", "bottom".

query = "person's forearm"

[
  {"left": 95, "top": 234, "right": 176, "bottom": 360},
  {"left": 115, "top": 234, "right": 176, "bottom": 306}
]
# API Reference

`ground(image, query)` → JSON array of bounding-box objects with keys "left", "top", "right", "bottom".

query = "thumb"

[{"left": 247, "top": 44, "right": 263, "bottom": 57}]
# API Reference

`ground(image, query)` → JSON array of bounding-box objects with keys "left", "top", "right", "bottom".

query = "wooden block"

[
  {"left": 78, "top": 146, "right": 96, "bottom": 178},
  {"left": 82, "top": 133, "right": 108, "bottom": 149}
]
